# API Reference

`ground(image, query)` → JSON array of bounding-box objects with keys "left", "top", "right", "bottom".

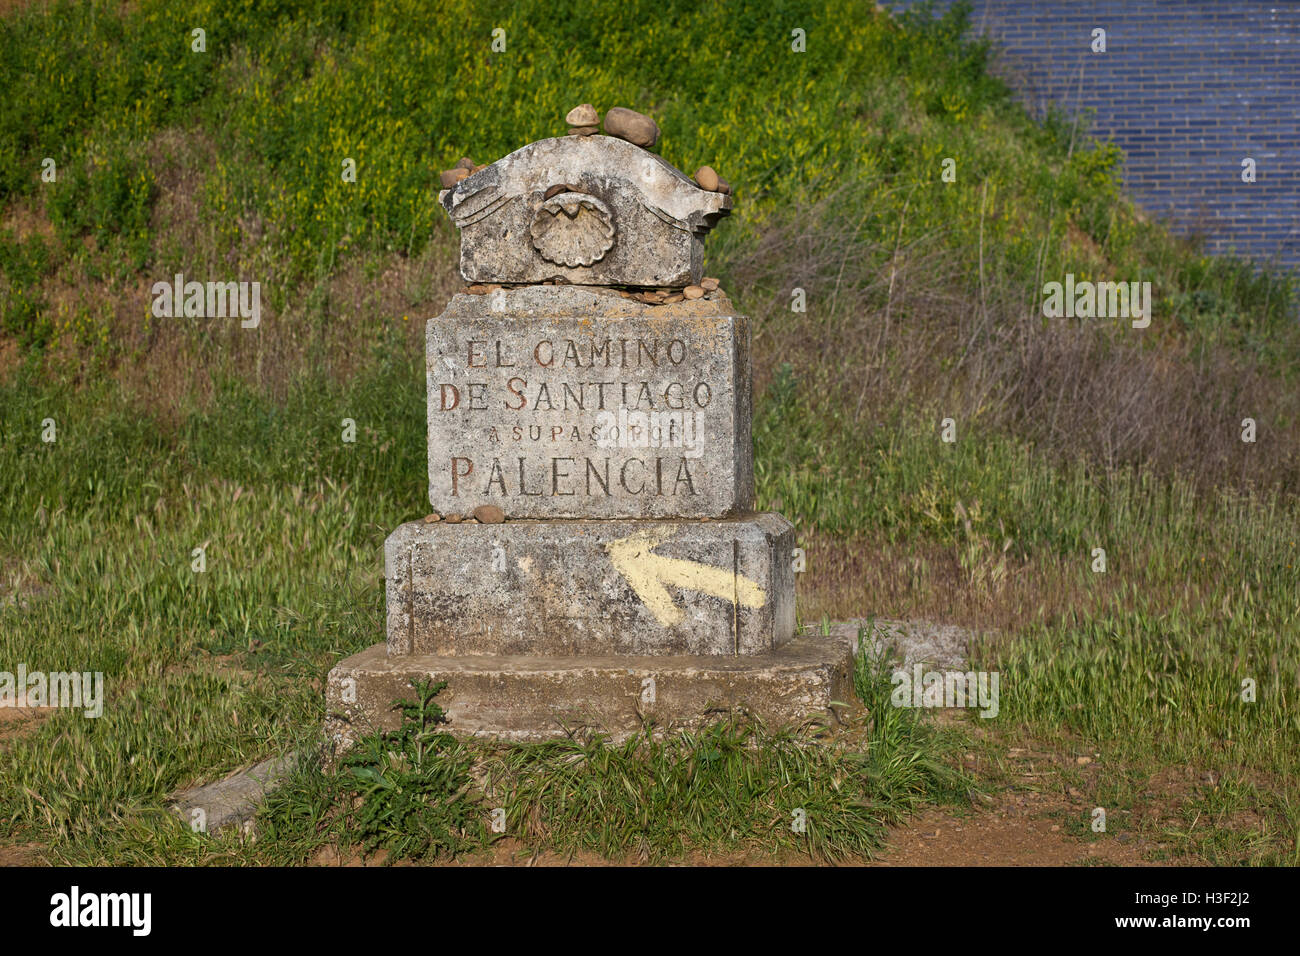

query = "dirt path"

[
  {"left": 311, "top": 778, "right": 1179, "bottom": 867},
  {"left": 870, "top": 798, "right": 1167, "bottom": 867}
]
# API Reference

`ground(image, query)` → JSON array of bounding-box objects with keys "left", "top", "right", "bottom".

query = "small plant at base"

[{"left": 335, "top": 679, "right": 489, "bottom": 861}]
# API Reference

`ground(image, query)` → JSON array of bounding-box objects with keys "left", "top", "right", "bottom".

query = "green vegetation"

[
  {"left": 326, "top": 680, "right": 489, "bottom": 860},
  {"left": 1, "top": 0, "right": 1296, "bottom": 864},
  {"left": 249, "top": 645, "right": 968, "bottom": 865}
]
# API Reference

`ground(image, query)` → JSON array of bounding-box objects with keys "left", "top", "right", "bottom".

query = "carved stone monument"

[{"left": 326, "top": 114, "right": 855, "bottom": 746}]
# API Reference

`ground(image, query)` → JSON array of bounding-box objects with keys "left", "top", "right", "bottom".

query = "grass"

[
  {"left": 1, "top": 0, "right": 1298, "bottom": 865},
  {"left": 255, "top": 638, "right": 971, "bottom": 865},
  {"left": 2, "top": 629, "right": 971, "bottom": 865},
  {"left": 5, "top": 360, "right": 1295, "bottom": 863}
]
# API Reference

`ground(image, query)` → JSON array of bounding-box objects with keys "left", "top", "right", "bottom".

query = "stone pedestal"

[
  {"left": 325, "top": 636, "right": 855, "bottom": 748},
  {"left": 325, "top": 126, "right": 853, "bottom": 750},
  {"left": 382, "top": 515, "right": 795, "bottom": 657}
]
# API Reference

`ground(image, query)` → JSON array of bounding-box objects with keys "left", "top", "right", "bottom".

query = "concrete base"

[{"left": 325, "top": 633, "right": 856, "bottom": 750}]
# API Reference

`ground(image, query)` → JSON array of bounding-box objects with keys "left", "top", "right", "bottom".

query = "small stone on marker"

[{"left": 474, "top": 504, "right": 505, "bottom": 524}]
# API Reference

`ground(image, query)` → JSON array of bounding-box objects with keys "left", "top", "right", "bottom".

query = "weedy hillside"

[{"left": 1, "top": 0, "right": 1297, "bottom": 865}]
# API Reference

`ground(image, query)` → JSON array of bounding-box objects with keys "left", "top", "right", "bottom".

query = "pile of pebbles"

[
  {"left": 438, "top": 156, "right": 485, "bottom": 188},
  {"left": 443, "top": 104, "right": 732, "bottom": 303},
  {"left": 565, "top": 103, "right": 600, "bottom": 136},
  {"left": 424, "top": 504, "right": 505, "bottom": 525},
  {"left": 690, "top": 164, "right": 730, "bottom": 195},
  {"left": 439, "top": 104, "right": 733, "bottom": 196},
  {"left": 626, "top": 276, "right": 721, "bottom": 304},
  {"left": 461, "top": 277, "right": 724, "bottom": 304},
  {"left": 566, "top": 103, "right": 731, "bottom": 195}
]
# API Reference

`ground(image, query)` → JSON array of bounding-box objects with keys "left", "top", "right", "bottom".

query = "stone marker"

[
  {"left": 426, "top": 286, "right": 754, "bottom": 519},
  {"left": 326, "top": 115, "right": 853, "bottom": 749},
  {"left": 440, "top": 136, "right": 730, "bottom": 287}
]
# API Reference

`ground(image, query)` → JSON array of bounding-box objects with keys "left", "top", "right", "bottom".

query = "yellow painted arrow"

[{"left": 605, "top": 529, "right": 766, "bottom": 627}]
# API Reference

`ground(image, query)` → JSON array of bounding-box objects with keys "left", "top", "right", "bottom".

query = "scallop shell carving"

[{"left": 529, "top": 192, "right": 616, "bottom": 267}]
